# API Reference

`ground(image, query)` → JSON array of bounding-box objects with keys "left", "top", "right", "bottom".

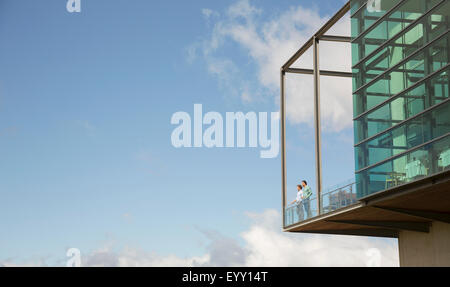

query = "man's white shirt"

[{"left": 296, "top": 190, "right": 303, "bottom": 203}]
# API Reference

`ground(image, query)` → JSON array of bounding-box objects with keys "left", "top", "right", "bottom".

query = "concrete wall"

[{"left": 399, "top": 221, "right": 450, "bottom": 266}]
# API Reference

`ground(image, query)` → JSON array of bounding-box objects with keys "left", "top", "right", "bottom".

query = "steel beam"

[
  {"left": 294, "top": 228, "right": 399, "bottom": 238},
  {"left": 313, "top": 36, "right": 323, "bottom": 215},
  {"left": 285, "top": 68, "right": 314, "bottom": 75},
  {"left": 282, "top": 1, "right": 350, "bottom": 70},
  {"left": 285, "top": 68, "right": 352, "bottom": 78},
  {"left": 326, "top": 220, "right": 431, "bottom": 233},
  {"left": 373, "top": 206, "right": 450, "bottom": 224},
  {"left": 319, "top": 35, "right": 352, "bottom": 43},
  {"left": 281, "top": 69, "right": 287, "bottom": 229},
  {"left": 319, "top": 70, "right": 353, "bottom": 78}
]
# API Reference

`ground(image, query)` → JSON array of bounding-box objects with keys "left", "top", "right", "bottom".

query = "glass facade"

[{"left": 351, "top": 0, "right": 450, "bottom": 198}]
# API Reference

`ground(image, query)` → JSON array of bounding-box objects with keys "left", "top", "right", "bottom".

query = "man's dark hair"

[
  {"left": 302, "top": 180, "right": 307, "bottom": 185},
  {"left": 297, "top": 184, "right": 302, "bottom": 189}
]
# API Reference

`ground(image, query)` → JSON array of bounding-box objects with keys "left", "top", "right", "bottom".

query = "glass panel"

[
  {"left": 356, "top": 134, "right": 450, "bottom": 198},
  {"left": 285, "top": 197, "right": 319, "bottom": 226},
  {"left": 351, "top": 0, "right": 440, "bottom": 64},
  {"left": 351, "top": 0, "right": 402, "bottom": 38},
  {"left": 354, "top": 67, "right": 450, "bottom": 143},
  {"left": 353, "top": 32, "right": 449, "bottom": 116},
  {"left": 355, "top": 101, "right": 450, "bottom": 170},
  {"left": 353, "top": 1, "right": 450, "bottom": 90},
  {"left": 321, "top": 181, "right": 358, "bottom": 214},
  {"left": 351, "top": 0, "right": 368, "bottom": 16},
  {"left": 351, "top": 0, "right": 450, "bottom": 200}
]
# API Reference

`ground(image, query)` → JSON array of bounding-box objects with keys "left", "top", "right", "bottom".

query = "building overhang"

[{"left": 284, "top": 171, "right": 450, "bottom": 238}]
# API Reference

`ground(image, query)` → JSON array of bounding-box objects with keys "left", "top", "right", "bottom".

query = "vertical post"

[
  {"left": 422, "top": 5, "right": 436, "bottom": 175},
  {"left": 281, "top": 69, "right": 287, "bottom": 228},
  {"left": 313, "top": 36, "right": 323, "bottom": 215}
]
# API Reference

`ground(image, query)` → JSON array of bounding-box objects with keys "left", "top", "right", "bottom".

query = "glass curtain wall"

[{"left": 351, "top": 0, "right": 450, "bottom": 198}]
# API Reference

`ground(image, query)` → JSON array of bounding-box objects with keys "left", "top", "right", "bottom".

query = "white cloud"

[
  {"left": 80, "top": 246, "right": 211, "bottom": 267},
  {"left": 84, "top": 210, "right": 399, "bottom": 267},
  {"left": 191, "top": 0, "right": 353, "bottom": 132},
  {"left": 0, "top": 210, "right": 398, "bottom": 267},
  {"left": 241, "top": 210, "right": 398, "bottom": 267}
]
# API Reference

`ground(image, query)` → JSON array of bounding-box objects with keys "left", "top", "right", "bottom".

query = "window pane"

[
  {"left": 351, "top": 0, "right": 440, "bottom": 64},
  {"left": 353, "top": 1, "right": 450, "bottom": 90},
  {"left": 353, "top": 32, "right": 449, "bottom": 116},
  {"left": 354, "top": 67, "right": 449, "bottom": 143},
  {"left": 355, "top": 101, "right": 450, "bottom": 170},
  {"left": 356, "top": 134, "right": 450, "bottom": 198}
]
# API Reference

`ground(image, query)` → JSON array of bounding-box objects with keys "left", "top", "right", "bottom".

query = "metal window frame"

[
  {"left": 352, "top": 0, "right": 447, "bottom": 70},
  {"left": 354, "top": 97, "right": 450, "bottom": 148},
  {"left": 355, "top": 132, "right": 450, "bottom": 174},
  {"left": 353, "top": 63, "right": 450, "bottom": 122},
  {"left": 350, "top": 0, "right": 370, "bottom": 18},
  {"left": 351, "top": 0, "right": 408, "bottom": 44},
  {"left": 354, "top": 99, "right": 450, "bottom": 171},
  {"left": 353, "top": 29, "right": 450, "bottom": 97},
  {"left": 280, "top": 1, "right": 352, "bottom": 229}
]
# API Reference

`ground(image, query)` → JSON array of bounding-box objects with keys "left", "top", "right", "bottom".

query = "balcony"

[{"left": 285, "top": 179, "right": 358, "bottom": 226}]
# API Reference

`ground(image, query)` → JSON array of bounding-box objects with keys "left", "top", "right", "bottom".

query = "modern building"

[{"left": 281, "top": 0, "right": 450, "bottom": 266}]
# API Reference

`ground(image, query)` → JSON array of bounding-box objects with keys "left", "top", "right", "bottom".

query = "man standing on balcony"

[
  {"left": 302, "top": 180, "right": 312, "bottom": 218},
  {"left": 290, "top": 185, "right": 304, "bottom": 221}
]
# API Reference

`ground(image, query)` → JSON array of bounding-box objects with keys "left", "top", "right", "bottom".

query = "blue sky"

[{"left": 0, "top": 0, "right": 397, "bottom": 266}]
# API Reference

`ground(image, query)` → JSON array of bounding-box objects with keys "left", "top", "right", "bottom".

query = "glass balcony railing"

[{"left": 284, "top": 180, "right": 358, "bottom": 227}]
